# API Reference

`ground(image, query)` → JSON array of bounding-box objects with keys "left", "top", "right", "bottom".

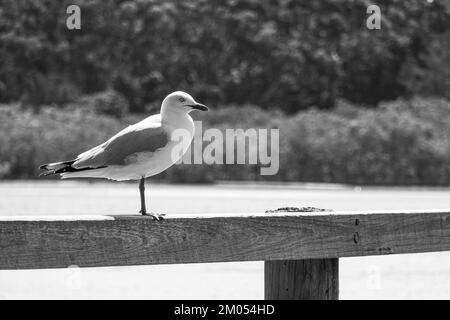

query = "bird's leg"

[
  {"left": 139, "top": 177, "right": 147, "bottom": 215},
  {"left": 139, "top": 178, "right": 165, "bottom": 221}
]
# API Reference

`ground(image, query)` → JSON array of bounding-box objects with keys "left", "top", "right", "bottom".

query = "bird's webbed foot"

[{"left": 140, "top": 211, "right": 166, "bottom": 221}]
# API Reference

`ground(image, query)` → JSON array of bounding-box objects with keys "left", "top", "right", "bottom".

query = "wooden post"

[{"left": 264, "top": 259, "right": 339, "bottom": 300}]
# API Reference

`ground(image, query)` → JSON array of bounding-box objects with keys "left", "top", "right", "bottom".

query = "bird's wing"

[{"left": 73, "top": 115, "right": 169, "bottom": 169}]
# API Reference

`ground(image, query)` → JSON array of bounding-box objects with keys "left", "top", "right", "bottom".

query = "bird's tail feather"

[
  {"left": 39, "top": 160, "right": 74, "bottom": 171},
  {"left": 39, "top": 160, "right": 106, "bottom": 177},
  {"left": 39, "top": 160, "right": 75, "bottom": 176}
]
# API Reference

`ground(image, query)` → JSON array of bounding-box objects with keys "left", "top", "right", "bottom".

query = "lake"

[{"left": 1, "top": 181, "right": 450, "bottom": 299}]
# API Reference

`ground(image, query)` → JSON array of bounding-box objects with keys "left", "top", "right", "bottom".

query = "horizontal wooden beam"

[{"left": 1, "top": 210, "right": 450, "bottom": 270}]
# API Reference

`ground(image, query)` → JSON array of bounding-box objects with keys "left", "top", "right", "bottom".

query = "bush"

[
  {"left": 279, "top": 97, "right": 450, "bottom": 185},
  {"left": 0, "top": 104, "right": 124, "bottom": 179},
  {"left": 71, "top": 90, "right": 130, "bottom": 118},
  {"left": 1, "top": 97, "right": 449, "bottom": 185}
]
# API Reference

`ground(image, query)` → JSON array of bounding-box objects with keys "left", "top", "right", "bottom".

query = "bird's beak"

[{"left": 188, "top": 103, "right": 209, "bottom": 111}]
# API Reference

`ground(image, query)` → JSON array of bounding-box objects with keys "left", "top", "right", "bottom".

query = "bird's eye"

[{"left": 179, "top": 97, "right": 186, "bottom": 103}]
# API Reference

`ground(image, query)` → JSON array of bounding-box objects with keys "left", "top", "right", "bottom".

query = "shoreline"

[{"left": 1, "top": 179, "right": 450, "bottom": 192}]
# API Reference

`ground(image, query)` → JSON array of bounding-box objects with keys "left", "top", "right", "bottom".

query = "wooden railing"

[{"left": 1, "top": 209, "right": 450, "bottom": 299}]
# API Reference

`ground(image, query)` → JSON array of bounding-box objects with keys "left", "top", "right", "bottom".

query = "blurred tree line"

[
  {"left": 0, "top": 0, "right": 449, "bottom": 113},
  {"left": 1, "top": 0, "right": 450, "bottom": 185}
]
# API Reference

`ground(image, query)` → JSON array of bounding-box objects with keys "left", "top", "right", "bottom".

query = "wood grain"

[
  {"left": 265, "top": 259, "right": 338, "bottom": 300},
  {"left": 1, "top": 210, "right": 450, "bottom": 270}
]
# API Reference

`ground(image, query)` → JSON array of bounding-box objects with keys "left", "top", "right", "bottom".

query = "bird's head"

[{"left": 161, "top": 91, "right": 208, "bottom": 115}]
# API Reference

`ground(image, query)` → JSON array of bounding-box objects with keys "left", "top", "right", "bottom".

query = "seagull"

[{"left": 39, "top": 91, "right": 208, "bottom": 220}]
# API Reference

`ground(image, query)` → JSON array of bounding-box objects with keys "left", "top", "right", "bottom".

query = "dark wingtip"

[
  {"left": 38, "top": 170, "right": 55, "bottom": 177},
  {"left": 39, "top": 164, "right": 48, "bottom": 170}
]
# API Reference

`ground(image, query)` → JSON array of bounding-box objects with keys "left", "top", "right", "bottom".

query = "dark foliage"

[{"left": 0, "top": 0, "right": 449, "bottom": 113}]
